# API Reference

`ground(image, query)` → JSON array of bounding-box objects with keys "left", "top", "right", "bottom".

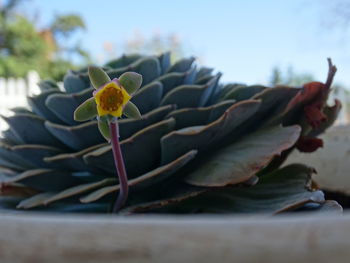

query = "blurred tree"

[
  {"left": 269, "top": 66, "right": 314, "bottom": 86},
  {"left": 270, "top": 67, "right": 283, "bottom": 86},
  {"left": 124, "top": 31, "right": 185, "bottom": 62},
  {"left": 0, "top": 0, "right": 24, "bottom": 47},
  {"left": 50, "top": 14, "right": 85, "bottom": 38},
  {"left": 0, "top": 0, "right": 23, "bottom": 19},
  {"left": 0, "top": 0, "right": 90, "bottom": 80}
]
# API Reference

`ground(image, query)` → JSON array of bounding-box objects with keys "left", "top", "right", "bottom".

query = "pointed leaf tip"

[
  {"left": 123, "top": 101, "right": 142, "bottom": 119},
  {"left": 88, "top": 66, "right": 111, "bottom": 89},
  {"left": 74, "top": 97, "right": 98, "bottom": 122},
  {"left": 119, "top": 72, "right": 143, "bottom": 94}
]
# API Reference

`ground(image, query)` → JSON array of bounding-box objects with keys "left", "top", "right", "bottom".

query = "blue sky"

[{"left": 23, "top": 0, "right": 350, "bottom": 87}]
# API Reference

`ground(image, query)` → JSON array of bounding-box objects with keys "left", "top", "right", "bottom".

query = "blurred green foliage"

[
  {"left": 0, "top": 0, "right": 90, "bottom": 81},
  {"left": 50, "top": 14, "right": 86, "bottom": 38},
  {"left": 270, "top": 66, "right": 314, "bottom": 86},
  {"left": 124, "top": 31, "right": 185, "bottom": 63}
]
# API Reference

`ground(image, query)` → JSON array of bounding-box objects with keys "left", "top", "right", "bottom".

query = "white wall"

[{"left": 0, "top": 71, "right": 40, "bottom": 131}]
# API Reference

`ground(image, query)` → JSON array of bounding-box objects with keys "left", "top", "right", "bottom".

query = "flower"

[
  {"left": 74, "top": 68, "right": 142, "bottom": 123},
  {"left": 74, "top": 67, "right": 143, "bottom": 212},
  {"left": 94, "top": 79, "right": 131, "bottom": 117}
]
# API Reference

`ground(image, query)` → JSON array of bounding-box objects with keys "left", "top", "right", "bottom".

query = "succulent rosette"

[{"left": 0, "top": 53, "right": 342, "bottom": 214}]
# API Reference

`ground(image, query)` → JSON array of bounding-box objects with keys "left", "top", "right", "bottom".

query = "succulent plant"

[{"left": 0, "top": 54, "right": 343, "bottom": 214}]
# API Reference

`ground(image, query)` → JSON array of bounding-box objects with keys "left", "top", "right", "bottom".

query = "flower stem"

[{"left": 109, "top": 119, "right": 129, "bottom": 213}]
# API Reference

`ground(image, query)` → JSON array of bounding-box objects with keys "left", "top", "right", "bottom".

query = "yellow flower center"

[
  {"left": 99, "top": 86, "right": 123, "bottom": 111},
  {"left": 94, "top": 81, "right": 131, "bottom": 117}
]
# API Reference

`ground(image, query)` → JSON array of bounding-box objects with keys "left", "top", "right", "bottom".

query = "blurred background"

[{"left": 0, "top": 0, "right": 349, "bottom": 128}]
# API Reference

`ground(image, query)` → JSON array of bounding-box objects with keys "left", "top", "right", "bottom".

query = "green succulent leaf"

[
  {"left": 166, "top": 100, "right": 236, "bottom": 130},
  {"left": 221, "top": 85, "right": 266, "bottom": 101},
  {"left": 158, "top": 52, "right": 171, "bottom": 74},
  {"left": 184, "top": 125, "right": 301, "bottom": 187},
  {"left": 122, "top": 164, "right": 324, "bottom": 214},
  {"left": 306, "top": 200, "right": 343, "bottom": 214},
  {"left": 156, "top": 164, "right": 325, "bottom": 214},
  {"left": 38, "top": 80, "right": 60, "bottom": 91},
  {"left": 104, "top": 54, "right": 142, "bottom": 68},
  {"left": 88, "top": 66, "right": 111, "bottom": 89},
  {"left": 84, "top": 118, "right": 176, "bottom": 176},
  {"left": 63, "top": 71, "right": 90, "bottom": 93},
  {"left": 118, "top": 105, "right": 176, "bottom": 140},
  {"left": 161, "top": 100, "right": 261, "bottom": 165},
  {"left": 123, "top": 101, "right": 141, "bottom": 119},
  {"left": 28, "top": 89, "right": 64, "bottom": 123},
  {"left": 15, "top": 193, "right": 109, "bottom": 212},
  {"left": 11, "top": 144, "right": 62, "bottom": 168},
  {"left": 73, "top": 97, "right": 98, "bottom": 122},
  {"left": 195, "top": 67, "right": 214, "bottom": 81},
  {"left": 0, "top": 142, "right": 35, "bottom": 171},
  {"left": 157, "top": 67, "right": 197, "bottom": 95},
  {"left": 131, "top": 81, "right": 163, "bottom": 114},
  {"left": 16, "top": 192, "right": 54, "bottom": 209},
  {"left": 97, "top": 116, "right": 110, "bottom": 141},
  {"left": 10, "top": 107, "right": 33, "bottom": 115},
  {"left": 119, "top": 72, "right": 143, "bottom": 94},
  {"left": 43, "top": 143, "right": 107, "bottom": 172},
  {"left": 167, "top": 57, "right": 195, "bottom": 73},
  {"left": 43, "top": 178, "right": 116, "bottom": 206},
  {"left": 107, "top": 57, "right": 161, "bottom": 85},
  {"left": 5, "top": 169, "right": 81, "bottom": 192},
  {"left": 81, "top": 150, "right": 197, "bottom": 204},
  {"left": 15, "top": 178, "right": 118, "bottom": 209},
  {"left": 127, "top": 57, "right": 161, "bottom": 85},
  {"left": 160, "top": 80, "right": 217, "bottom": 108},
  {"left": 229, "top": 87, "right": 300, "bottom": 136},
  {"left": 45, "top": 121, "right": 104, "bottom": 151},
  {"left": 119, "top": 184, "right": 206, "bottom": 214},
  {"left": 46, "top": 88, "right": 94, "bottom": 125},
  {"left": 3, "top": 114, "right": 64, "bottom": 147}
]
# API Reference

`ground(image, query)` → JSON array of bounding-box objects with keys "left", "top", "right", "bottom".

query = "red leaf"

[
  {"left": 285, "top": 82, "right": 326, "bottom": 112},
  {"left": 296, "top": 136, "right": 324, "bottom": 153},
  {"left": 304, "top": 103, "right": 327, "bottom": 128}
]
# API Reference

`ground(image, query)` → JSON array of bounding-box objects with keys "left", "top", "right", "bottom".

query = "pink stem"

[{"left": 109, "top": 119, "right": 129, "bottom": 213}]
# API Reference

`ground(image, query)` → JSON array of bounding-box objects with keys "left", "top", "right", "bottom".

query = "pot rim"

[{"left": 1, "top": 212, "right": 349, "bottom": 263}]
